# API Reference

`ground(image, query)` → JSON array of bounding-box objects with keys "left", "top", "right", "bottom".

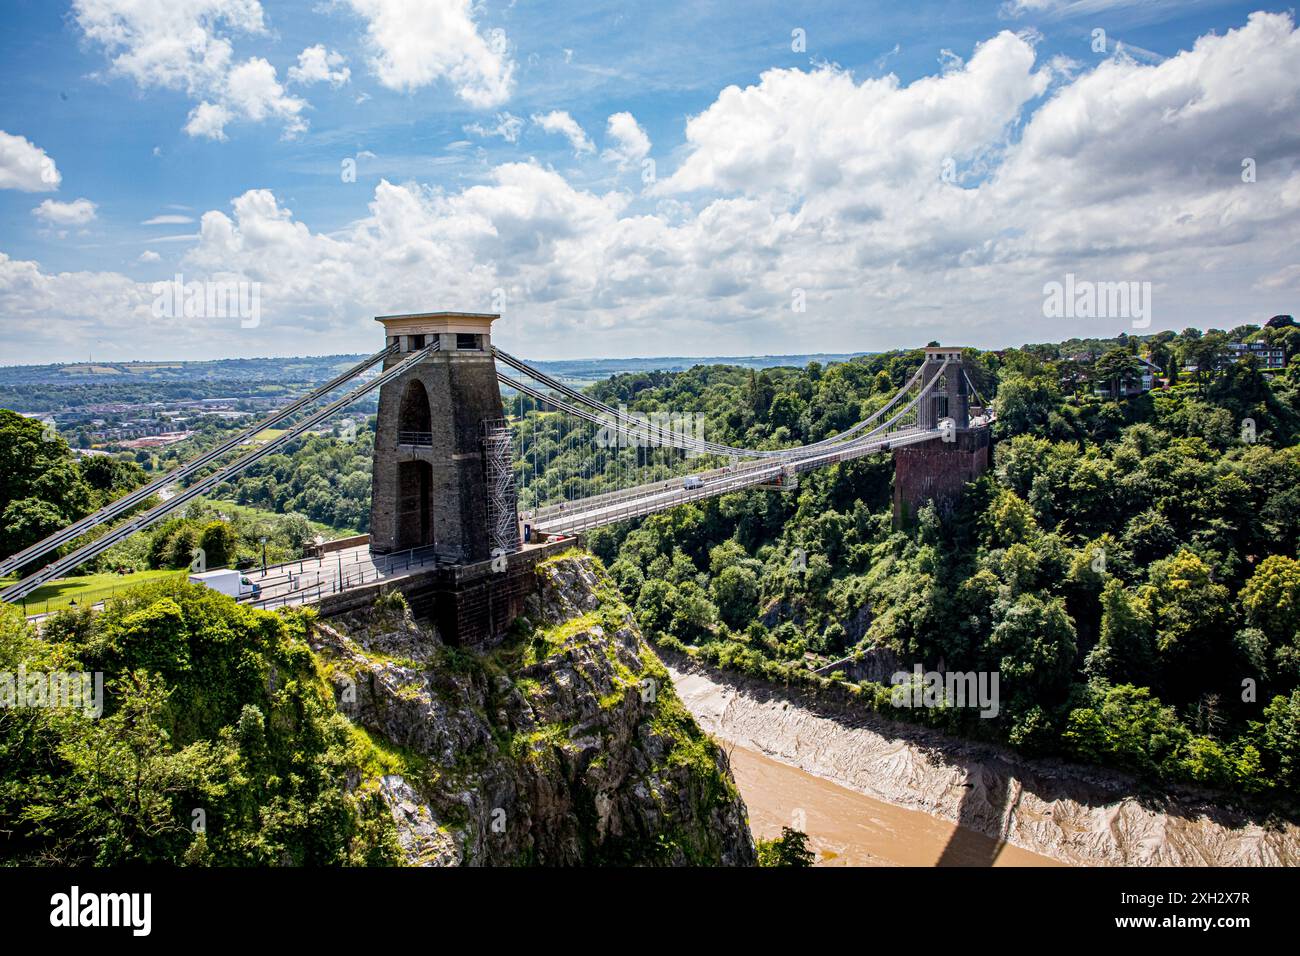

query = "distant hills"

[{"left": 0, "top": 351, "right": 873, "bottom": 388}]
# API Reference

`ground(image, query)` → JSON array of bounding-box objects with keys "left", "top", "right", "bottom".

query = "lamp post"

[{"left": 260, "top": 536, "right": 268, "bottom": 575}]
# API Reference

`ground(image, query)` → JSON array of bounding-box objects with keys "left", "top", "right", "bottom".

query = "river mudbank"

[
  {"left": 666, "top": 661, "right": 1300, "bottom": 866},
  {"left": 728, "top": 743, "right": 1060, "bottom": 865}
]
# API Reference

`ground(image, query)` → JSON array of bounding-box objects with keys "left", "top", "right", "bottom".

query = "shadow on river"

[{"left": 728, "top": 744, "right": 1061, "bottom": 866}]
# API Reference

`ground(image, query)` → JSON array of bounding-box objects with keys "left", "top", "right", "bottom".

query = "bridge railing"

[
  {"left": 534, "top": 426, "right": 939, "bottom": 535},
  {"left": 524, "top": 364, "right": 945, "bottom": 523},
  {"left": 534, "top": 460, "right": 788, "bottom": 534},
  {"left": 397, "top": 431, "right": 434, "bottom": 446},
  {"left": 527, "top": 453, "right": 781, "bottom": 522},
  {"left": 240, "top": 544, "right": 450, "bottom": 611}
]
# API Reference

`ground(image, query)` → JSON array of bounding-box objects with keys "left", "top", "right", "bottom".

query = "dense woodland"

[
  {"left": 0, "top": 582, "right": 402, "bottom": 864},
  {"left": 3, "top": 321, "right": 1300, "bottom": 805},
  {"left": 556, "top": 322, "right": 1300, "bottom": 800}
]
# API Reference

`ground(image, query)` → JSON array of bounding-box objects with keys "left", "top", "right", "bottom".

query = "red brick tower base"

[{"left": 892, "top": 429, "right": 990, "bottom": 527}]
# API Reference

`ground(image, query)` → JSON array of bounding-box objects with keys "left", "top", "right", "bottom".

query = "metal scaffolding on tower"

[{"left": 481, "top": 418, "right": 521, "bottom": 556}]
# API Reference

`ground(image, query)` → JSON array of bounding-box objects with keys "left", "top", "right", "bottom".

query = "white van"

[
  {"left": 189, "top": 569, "right": 261, "bottom": 599},
  {"left": 683, "top": 475, "right": 705, "bottom": 490}
]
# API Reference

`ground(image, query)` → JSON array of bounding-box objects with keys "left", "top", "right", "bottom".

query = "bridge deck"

[{"left": 529, "top": 425, "right": 943, "bottom": 536}]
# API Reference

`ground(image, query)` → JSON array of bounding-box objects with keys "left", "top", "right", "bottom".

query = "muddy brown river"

[
  {"left": 670, "top": 662, "right": 1300, "bottom": 866},
  {"left": 729, "top": 743, "right": 1061, "bottom": 866}
]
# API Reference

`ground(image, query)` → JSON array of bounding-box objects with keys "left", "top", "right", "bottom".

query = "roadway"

[{"left": 530, "top": 426, "right": 940, "bottom": 535}]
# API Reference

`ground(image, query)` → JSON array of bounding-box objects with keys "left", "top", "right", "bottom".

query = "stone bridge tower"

[
  {"left": 893, "top": 346, "right": 990, "bottom": 526},
  {"left": 369, "top": 311, "right": 519, "bottom": 563}
]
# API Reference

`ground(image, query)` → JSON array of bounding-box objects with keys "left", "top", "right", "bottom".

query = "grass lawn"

[
  {"left": 5, "top": 569, "right": 185, "bottom": 615},
  {"left": 205, "top": 499, "right": 361, "bottom": 539}
]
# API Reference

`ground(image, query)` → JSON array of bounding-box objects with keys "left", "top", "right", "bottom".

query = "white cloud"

[
  {"left": 345, "top": 0, "right": 514, "bottom": 107},
  {"left": 72, "top": 0, "right": 264, "bottom": 92},
  {"left": 223, "top": 58, "right": 307, "bottom": 135},
  {"left": 185, "top": 102, "right": 233, "bottom": 140},
  {"left": 139, "top": 249, "right": 162, "bottom": 262},
  {"left": 5, "top": 13, "right": 1300, "bottom": 362},
  {"left": 1000, "top": 0, "right": 1178, "bottom": 19},
  {"left": 938, "top": 48, "right": 965, "bottom": 72},
  {"left": 465, "top": 112, "right": 524, "bottom": 143},
  {"left": 659, "top": 30, "right": 1047, "bottom": 201},
  {"left": 0, "top": 252, "right": 156, "bottom": 352},
  {"left": 33, "top": 198, "right": 97, "bottom": 226},
  {"left": 288, "top": 45, "right": 351, "bottom": 87},
  {"left": 0, "top": 131, "right": 60, "bottom": 191},
  {"left": 73, "top": 0, "right": 307, "bottom": 139},
  {"left": 142, "top": 214, "right": 195, "bottom": 225},
  {"left": 532, "top": 111, "right": 595, "bottom": 155},
  {"left": 1000, "top": 0, "right": 1058, "bottom": 14},
  {"left": 601, "top": 112, "right": 650, "bottom": 169}
]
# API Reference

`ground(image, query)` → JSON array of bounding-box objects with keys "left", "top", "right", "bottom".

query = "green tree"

[
  {"left": 993, "top": 371, "right": 1062, "bottom": 438},
  {"left": 0, "top": 409, "right": 94, "bottom": 556},
  {"left": 635, "top": 578, "right": 677, "bottom": 639},
  {"left": 1137, "top": 549, "right": 1231, "bottom": 698},
  {"left": 198, "top": 520, "right": 239, "bottom": 569},
  {"left": 711, "top": 565, "right": 760, "bottom": 630},
  {"left": 1085, "top": 580, "right": 1155, "bottom": 686},
  {"left": 0, "top": 497, "right": 66, "bottom": 559},
  {"left": 1244, "top": 690, "right": 1300, "bottom": 791},
  {"left": 0, "top": 582, "right": 402, "bottom": 865},
  {"left": 669, "top": 581, "right": 719, "bottom": 645},
  {"left": 1240, "top": 555, "right": 1300, "bottom": 645},
  {"left": 756, "top": 827, "right": 815, "bottom": 866},
  {"left": 56, "top": 669, "right": 221, "bottom": 864},
  {"left": 983, "top": 490, "right": 1039, "bottom": 547},
  {"left": 988, "top": 594, "right": 1078, "bottom": 704},
  {"left": 1062, "top": 683, "right": 1190, "bottom": 779},
  {"left": 1093, "top": 347, "right": 1143, "bottom": 399},
  {"left": 767, "top": 392, "right": 806, "bottom": 433}
]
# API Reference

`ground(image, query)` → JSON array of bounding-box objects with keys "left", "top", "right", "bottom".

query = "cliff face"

[{"left": 310, "top": 552, "right": 755, "bottom": 866}]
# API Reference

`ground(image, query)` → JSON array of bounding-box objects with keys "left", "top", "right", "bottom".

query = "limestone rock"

[
  {"left": 378, "top": 774, "right": 461, "bottom": 867},
  {"left": 312, "top": 553, "right": 756, "bottom": 866}
]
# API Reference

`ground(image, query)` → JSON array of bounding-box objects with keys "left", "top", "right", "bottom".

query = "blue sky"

[{"left": 0, "top": 0, "right": 1297, "bottom": 363}]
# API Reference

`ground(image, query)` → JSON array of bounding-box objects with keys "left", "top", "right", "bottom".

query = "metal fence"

[
  {"left": 240, "top": 544, "right": 449, "bottom": 610},
  {"left": 20, "top": 574, "right": 186, "bottom": 619}
]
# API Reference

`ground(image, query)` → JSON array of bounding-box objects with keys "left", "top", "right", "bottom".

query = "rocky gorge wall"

[
  {"left": 310, "top": 552, "right": 755, "bottom": 866},
  {"left": 666, "top": 658, "right": 1300, "bottom": 867}
]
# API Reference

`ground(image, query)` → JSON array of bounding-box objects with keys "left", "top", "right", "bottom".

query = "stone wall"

[
  {"left": 892, "top": 429, "right": 990, "bottom": 526},
  {"left": 315, "top": 539, "right": 577, "bottom": 646},
  {"left": 370, "top": 348, "right": 515, "bottom": 561}
]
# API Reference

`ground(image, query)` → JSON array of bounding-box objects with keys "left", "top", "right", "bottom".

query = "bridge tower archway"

[
  {"left": 392, "top": 379, "right": 435, "bottom": 550},
  {"left": 398, "top": 377, "right": 432, "bottom": 436}
]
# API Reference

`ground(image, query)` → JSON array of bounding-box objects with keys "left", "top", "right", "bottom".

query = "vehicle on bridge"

[
  {"left": 683, "top": 475, "right": 705, "bottom": 490},
  {"left": 189, "top": 569, "right": 261, "bottom": 600}
]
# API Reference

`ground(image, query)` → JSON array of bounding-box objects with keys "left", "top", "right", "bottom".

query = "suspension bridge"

[{"left": 1, "top": 312, "right": 991, "bottom": 642}]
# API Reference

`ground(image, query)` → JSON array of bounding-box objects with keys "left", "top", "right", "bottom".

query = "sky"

[{"left": 0, "top": 0, "right": 1297, "bottom": 364}]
